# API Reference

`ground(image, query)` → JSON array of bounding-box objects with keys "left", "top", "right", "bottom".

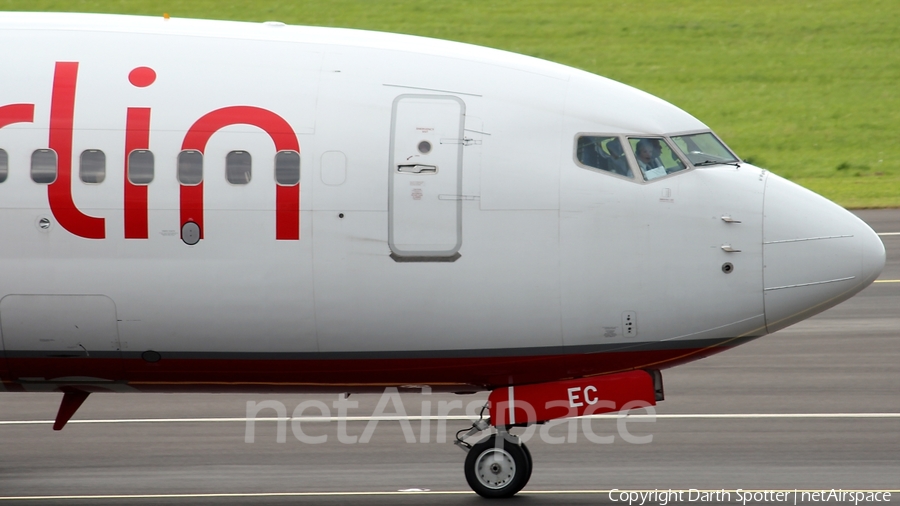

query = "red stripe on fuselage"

[{"left": 2, "top": 344, "right": 734, "bottom": 393}]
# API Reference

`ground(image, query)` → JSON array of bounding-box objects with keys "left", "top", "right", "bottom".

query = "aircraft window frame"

[
  {"left": 178, "top": 149, "right": 204, "bottom": 186},
  {"left": 128, "top": 150, "right": 155, "bottom": 185},
  {"left": 274, "top": 150, "right": 300, "bottom": 186},
  {"left": 627, "top": 136, "right": 690, "bottom": 182},
  {"left": 31, "top": 149, "right": 58, "bottom": 184},
  {"left": 573, "top": 134, "right": 636, "bottom": 181},
  {"left": 669, "top": 130, "right": 740, "bottom": 166},
  {"left": 226, "top": 150, "right": 252, "bottom": 185},
  {"left": 79, "top": 149, "right": 106, "bottom": 184},
  {"left": 0, "top": 148, "right": 7, "bottom": 183}
]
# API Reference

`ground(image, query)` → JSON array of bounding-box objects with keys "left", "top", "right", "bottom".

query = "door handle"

[{"left": 397, "top": 164, "right": 437, "bottom": 174}]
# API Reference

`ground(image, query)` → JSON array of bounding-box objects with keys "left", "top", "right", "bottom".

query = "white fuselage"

[{"left": 0, "top": 13, "right": 884, "bottom": 392}]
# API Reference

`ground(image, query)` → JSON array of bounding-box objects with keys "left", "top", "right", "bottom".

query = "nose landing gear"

[
  {"left": 456, "top": 371, "right": 659, "bottom": 498},
  {"left": 455, "top": 406, "right": 533, "bottom": 498}
]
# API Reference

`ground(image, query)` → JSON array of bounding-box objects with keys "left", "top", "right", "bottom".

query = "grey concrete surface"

[{"left": 0, "top": 210, "right": 897, "bottom": 505}]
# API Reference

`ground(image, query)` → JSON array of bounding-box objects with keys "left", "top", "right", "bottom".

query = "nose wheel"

[{"left": 463, "top": 434, "right": 533, "bottom": 498}]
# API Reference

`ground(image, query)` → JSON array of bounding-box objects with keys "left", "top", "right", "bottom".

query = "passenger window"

[
  {"left": 629, "top": 137, "right": 687, "bottom": 181},
  {"left": 31, "top": 149, "right": 58, "bottom": 184},
  {"left": 576, "top": 136, "right": 633, "bottom": 178},
  {"left": 178, "top": 150, "right": 203, "bottom": 185},
  {"left": 275, "top": 150, "right": 300, "bottom": 185},
  {"left": 226, "top": 151, "right": 252, "bottom": 185},
  {"left": 0, "top": 148, "right": 7, "bottom": 183},
  {"left": 128, "top": 150, "right": 155, "bottom": 185},
  {"left": 80, "top": 149, "right": 106, "bottom": 184}
]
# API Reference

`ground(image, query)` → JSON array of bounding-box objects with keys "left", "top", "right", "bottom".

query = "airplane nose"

[{"left": 762, "top": 173, "right": 886, "bottom": 333}]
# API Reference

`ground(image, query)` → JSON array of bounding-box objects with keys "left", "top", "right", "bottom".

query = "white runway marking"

[
  {"left": 1, "top": 412, "right": 899, "bottom": 426},
  {"left": 876, "top": 232, "right": 900, "bottom": 236},
  {"left": 1, "top": 489, "right": 898, "bottom": 501}
]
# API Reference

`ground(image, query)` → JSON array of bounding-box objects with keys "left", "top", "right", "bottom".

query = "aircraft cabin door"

[{"left": 389, "top": 95, "right": 464, "bottom": 260}]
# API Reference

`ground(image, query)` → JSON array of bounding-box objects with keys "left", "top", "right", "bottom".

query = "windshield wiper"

[{"left": 694, "top": 159, "right": 741, "bottom": 168}]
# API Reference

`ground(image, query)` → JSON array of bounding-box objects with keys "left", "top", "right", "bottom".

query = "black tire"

[
  {"left": 521, "top": 441, "right": 533, "bottom": 487},
  {"left": 464, "top": 434, "right": 530, "bottom": 498}
]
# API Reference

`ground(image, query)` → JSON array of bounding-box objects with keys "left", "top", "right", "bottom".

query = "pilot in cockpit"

[{"left": 635, "top": 139, "right": 666, "bottom": 180}]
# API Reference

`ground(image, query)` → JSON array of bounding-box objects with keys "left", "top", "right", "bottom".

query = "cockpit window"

[
  {"left": 629, "top": 137, "right": 686, "bottom": 181},
  {"left": 576, "top": 136, "right": 633, "bottom": 179},
  {"left": 671, "top": 132, "right": 739, "bottom": 166}
]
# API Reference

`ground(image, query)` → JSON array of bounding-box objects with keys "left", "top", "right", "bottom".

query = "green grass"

[
  {"left": 794, "top": 177, "right": 900, "bottom": 209},
  {"left": 3, "top": 0, "right": 898, "bottom": 207}
]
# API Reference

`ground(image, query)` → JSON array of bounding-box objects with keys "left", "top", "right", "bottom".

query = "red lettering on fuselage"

[
  {"left": 128, "top": 66, "right": 156, "bottom": 88},
  {"left": 124, "top": 107, "right": 151, "bottom": 239},
  {"left": 0, "top": 103, "right": 34, "bottom": 129},
  {"left": 48, "top": 62, "right": 105, "bottom": 239},
  {"left": 0, "top": 62, "right": 303, "bottom": 241},
  {"left": 123, "top": 66, "right": 156, "bottom": 239},
  {"left": 180, "top": 106, "right": 301, "bottom": 241}
]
